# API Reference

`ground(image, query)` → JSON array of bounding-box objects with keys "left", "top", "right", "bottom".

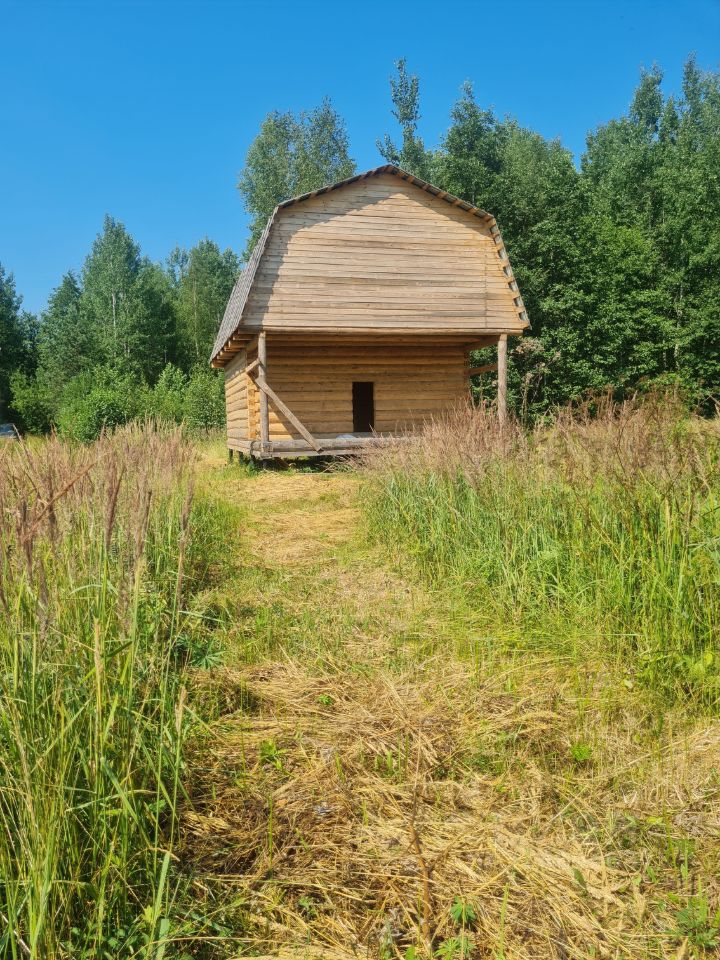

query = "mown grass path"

[{"left": 182, "top": 453, "right": 720, "bottom": 960}]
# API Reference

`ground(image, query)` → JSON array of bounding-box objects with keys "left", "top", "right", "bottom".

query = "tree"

[
  {"left": 9, "top": 273, "right": 85, "bottom": 430},
  {"left": 9, "top": 370, "right": 53, "bottom": 433},
  {"left": 580, "top": 57, "right": 720, "bottom": 399},
  {"left": 36, "top": 272, "right": 93, "bottom": 384},
  {"left": 0, "top": 264, "right": 36, "bottom": 420},
  {"left": 377, "top": 58, "right": 433, "bottom": 178},
  {"left": 80, "top": 216, "right": 175, "bottom": 382},
  {"left": 148, "top": 363, "right": 187, "bottom": 422},
  {"left": 169, "top": 240, "right": 239, "bottom": 367},
  {"left": 238, "top": 99, "right": 355, "bottom": 253},
  {"left": 654, "top": 57, "right": 720, "bottom": 395}
]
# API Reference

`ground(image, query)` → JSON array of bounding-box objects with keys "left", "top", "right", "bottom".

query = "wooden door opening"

[{"left": 352, "top": 382, "right": 375, "bottom": 433}]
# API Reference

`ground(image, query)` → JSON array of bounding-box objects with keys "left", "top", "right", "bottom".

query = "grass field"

[{"left": 1, "top": 401, "right": 719, "bottom": 959}]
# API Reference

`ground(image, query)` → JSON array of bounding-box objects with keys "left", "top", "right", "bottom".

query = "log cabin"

[{"left": 211, "top": 164, "right": 528, "bottom": 459}]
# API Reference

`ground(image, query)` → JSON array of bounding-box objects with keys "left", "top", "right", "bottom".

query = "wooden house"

[{"left": 211, "top": 164, "right": 528, "bottom": 459}]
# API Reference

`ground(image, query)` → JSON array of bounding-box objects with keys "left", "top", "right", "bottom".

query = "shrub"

[
  {"left": 148, "top": 363, "right": 187, "bottom": 423},
  {"left": 183, "top": 366, "right": 225, "bottom": 431},
  {"left": 9, "top": 370, "right": 53, "bottom": 433},
  {"left": 56, "top": 367, "right": 146, "bottom": 441}
]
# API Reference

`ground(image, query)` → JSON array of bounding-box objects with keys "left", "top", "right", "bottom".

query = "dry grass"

[
  {"left": 3, "top": 408, "right": 718, "bottom": 958},
  {"left": 238, "top": 472, "right": 359, "bottom": 565},
  {"left": 178, "top": 435, "right": 720, "bottom": 960},
  {"left": 181, "top": 655, "right": 719, "bottom": 959}
]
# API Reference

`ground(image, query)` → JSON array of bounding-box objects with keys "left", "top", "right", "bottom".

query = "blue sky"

[{"left": 2, "top": 0, "right": 719, "bottom": 315}]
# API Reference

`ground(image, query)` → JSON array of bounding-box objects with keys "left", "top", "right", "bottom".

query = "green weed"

[{"left": 672, "top": 894, "right": 720, "bottom": 949}]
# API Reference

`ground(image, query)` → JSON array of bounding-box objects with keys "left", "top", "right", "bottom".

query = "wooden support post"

[
  {"left": 497, "top": 334, "right": 508, "bottom": 424},
  {"left": 254, "top": 376, "right": 322, "bottom": 452},
  {"left": 228, "top": 448, "right": 234, "bottom": 463},
  {"left": 258, "top": 331, "right": 269, "bottom": 451},
  {"left": 468, "top": 362, "right": 499, "bottom": 376}
]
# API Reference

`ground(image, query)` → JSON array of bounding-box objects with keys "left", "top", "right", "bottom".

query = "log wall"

[
  {"left": 245, "top": 340, "right": 471, "bottom": 442},
  {"left": 224, "top": 349, "right": 248, "bottom": 444}
]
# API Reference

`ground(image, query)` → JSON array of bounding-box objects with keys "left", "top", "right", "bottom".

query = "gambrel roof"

[{"left": 212, "top": 164, "right": 528, "bottom": 366}]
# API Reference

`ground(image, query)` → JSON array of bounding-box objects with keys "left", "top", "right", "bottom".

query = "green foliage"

[
  {"left": 673, "top": 895, "right": 720, "bottom": 949},
  {"left": 449, "top": 897, "right": 477, "bottom": 927},
  {"left": 237, "top": 98, "right": 355, "bottom": 253},
  {"left": 80, "top": 216, "right": 175, "bottom": 384},
  {"left": 169, "top": 239, "right": 239, "bottom": 366},
  {"left": 183, "top": 366, "right": 225, "bottom": 431},
  {"left": 8, "top": 370, "right": 53, "bottom": 433},
  {"left": 259, "top": 738, "right": 285, "bottom": 770},
  {"left": 570, "top": 742, "right": 593, "bottom": 764},
  {"left": 6, "top": 218, "right": 239, "bottom": 435},
  {"left": 0, "top": 264, "right": 36, "bottom": 420},
  {"left": 56, "top": 365, "right": 145, "bottom": 441},
  {"left": 148, "top": 363, "right": 188, "bottom": 423},
  {"left": 435, "top": 934, "right": 475, "bottom": 960},
  {"left": 36, "top": 271, "right": 93, "bottom": 385}
]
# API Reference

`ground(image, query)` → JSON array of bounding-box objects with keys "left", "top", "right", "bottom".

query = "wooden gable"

[{"left": 212, "top": 165, "right": 528, "bottom": 366}]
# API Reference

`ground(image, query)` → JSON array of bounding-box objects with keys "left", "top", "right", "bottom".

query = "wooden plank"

[
  {"left": 212, "top": 179, "right": 527, "bottom": 369},
  {"left": 251, "top": 291, "right": 513, "bottom": 307},
  {"left": 256, "top": 436, "right": 401, "bottom": 452},
  {"left": 469, "top": 362, "right": 498, "bottom": 376},
  {"left": 233, "top": 172, "right": 526, "bottom": 342},
  {"left": 253, "top": 375, "right": 322, "bottom": 451},
  {"left": 265, "top": 334, "right": 497, "bottom": 346},
  {"left": 254, "top": 326, "right": 525, "bottom": 338},
  {"left": 258, "top": 331, "right": 269, "bottom": 450},
  {"left": 497, "top": 334, "right": 507, "bottom": 424},
  {"left": 250, "top": 314, "right": 519, "bottom": 324}
]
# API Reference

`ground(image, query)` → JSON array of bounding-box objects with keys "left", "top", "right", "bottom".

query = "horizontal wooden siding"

[
  {"left": 225, "top": 349, "right": 249, "bottom": 445},
  {"left": 243, "top": 174, "right": 524, "bottom": 335},
  {"left": 256, "top": 341, "right": 469, "bottom": 441}
]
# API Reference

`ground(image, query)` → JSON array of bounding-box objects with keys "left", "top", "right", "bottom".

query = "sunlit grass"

[
  {"left": 361, "top": 393, "right": 720, "bottom": 709},
  {"left": 0, "top": 426, "right": 240, "bottom": 958},
  {"left": 3, "top": 401, "right": 719, "bottom": 959}
]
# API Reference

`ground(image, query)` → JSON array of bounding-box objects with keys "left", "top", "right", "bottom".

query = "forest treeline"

[
  {"left": 1, "top": 56, "right": 718, "bottom": 435},
  {"left": 0, "top": 232, "right": 237, "bottom": 439}
]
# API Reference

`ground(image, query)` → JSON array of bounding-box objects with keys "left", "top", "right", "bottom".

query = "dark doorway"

[{"left": 352, "top": 382, "right": 375, "bottom": 433}]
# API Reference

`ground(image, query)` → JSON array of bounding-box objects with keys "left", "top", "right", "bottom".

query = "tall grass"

[
  {"left": 362, "top": 393, "right": 720, "bottom": 707},
  {"left": 0, "top": 426, "right": 215, "bottom": 958}
]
